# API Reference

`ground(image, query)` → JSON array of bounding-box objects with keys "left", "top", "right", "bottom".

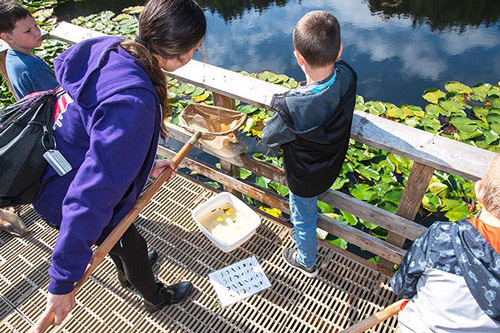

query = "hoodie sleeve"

[
  {"left": 390, "top": 227, "right": 432, "bottom": 299},
  {"left": 261, "top": 111, "right": 296, "bottom": 150},
  {"left": 48, "top": 89, "right": 157, "bottom": 294}
]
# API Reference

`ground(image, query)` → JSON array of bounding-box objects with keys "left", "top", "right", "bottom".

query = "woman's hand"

[
  {"left": 34, "top": 290, "right": 76, "bottom": 332},
  {"left": 150, "top": 159, "right": 177, "bottom": 181}
]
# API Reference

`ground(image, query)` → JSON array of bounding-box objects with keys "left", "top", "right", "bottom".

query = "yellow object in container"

[{"left": 192, "top": 192, "right": 261, "bottom": 252}]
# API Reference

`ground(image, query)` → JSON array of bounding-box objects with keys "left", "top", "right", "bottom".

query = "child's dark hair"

[
  {"left": 0, "top": 1, "right": 31, "bottom": 34},
  {"left": 293, "top": 11, "right": 341, "bottom": 68},
  {"left": 120, "top": 0, "right": 206, "bottom": 136}
]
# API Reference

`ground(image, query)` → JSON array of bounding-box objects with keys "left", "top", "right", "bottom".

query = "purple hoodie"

[{"left": 33, "top": 36, "right": 161, "bottom": 294}]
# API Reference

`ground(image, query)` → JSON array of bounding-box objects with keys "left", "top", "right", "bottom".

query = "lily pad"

[
  {"left": 422, "top": 88, "right": 446, "bottom": 104},
  {"left": 450, "top": 116, "right": 478, "bottom": 132},
  {"left": 445, "top": 81, "right": 473, "bottom": 94}
]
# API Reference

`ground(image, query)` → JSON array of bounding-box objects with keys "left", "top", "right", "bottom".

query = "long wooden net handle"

[
  {"left": 35, "top": 132, "right": 202, "bottom": 333},
  {"left": 341, "top": 299, "right": 408, "bottom": 333}
]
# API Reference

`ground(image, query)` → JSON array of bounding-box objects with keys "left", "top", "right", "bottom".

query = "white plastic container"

[{"left": 192, "top": 192, "right": 261, "bottom": 253}]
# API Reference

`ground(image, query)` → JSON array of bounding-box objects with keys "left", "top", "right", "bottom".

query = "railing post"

[
  {"left": 378, "top": 162, "right": 435, "bottom": 271},
  {"left": 212, "top": 92, "right": 241, "bottom": 197}
]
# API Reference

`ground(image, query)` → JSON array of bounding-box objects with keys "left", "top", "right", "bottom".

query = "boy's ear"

[
  {"left": 0, "top": 32, "right": 13, "bottom": 43},
  {"left": 337, "top": 42, "right": 343, "bottom": 60},
  {"left": 294, "top": 50, "right": 305, "bottom": 66},
  {"left": 475, "top": 180, "right": 485, "bottom": 204}
]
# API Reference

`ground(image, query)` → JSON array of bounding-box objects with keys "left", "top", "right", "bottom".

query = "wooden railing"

[{"left": 3, "top": 22, "right": 496, "bottom": 274}]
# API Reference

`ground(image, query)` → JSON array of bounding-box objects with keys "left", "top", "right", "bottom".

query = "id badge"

[{"left": 43, "top": 149, "right": 72, "bottom": 176}]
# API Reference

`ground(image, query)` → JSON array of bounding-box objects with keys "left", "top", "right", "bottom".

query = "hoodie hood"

[
  {"left": 54, "top": 36, "right": 158, "bottom": 109},
  {"left": 454, "top": 220, "right": 500, "bottom": 321}
]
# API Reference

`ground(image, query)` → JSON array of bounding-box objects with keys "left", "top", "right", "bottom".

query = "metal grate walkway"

[{"left": 0, "top": 175, "right": 398, "bottom": 332}]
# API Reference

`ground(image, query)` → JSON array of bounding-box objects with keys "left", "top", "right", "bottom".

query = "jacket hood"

[
  {"left": 454, "top": 220, "right": 500, "bottom": 321},
  {"left": 53, "top": 36, "right": 157, "bottom": 109}
]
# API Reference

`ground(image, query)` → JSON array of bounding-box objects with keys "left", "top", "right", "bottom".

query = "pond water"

[{"left": 55, "top": 0, "right": 500, "bottom": 107}]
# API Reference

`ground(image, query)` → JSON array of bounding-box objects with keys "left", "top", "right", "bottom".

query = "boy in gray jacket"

[{"left": 262, "top": 11, "right": 357, "bottom": 277}]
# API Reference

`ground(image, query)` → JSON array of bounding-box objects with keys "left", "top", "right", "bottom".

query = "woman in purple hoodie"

[{"left": 33, "top": 0, "right": 206, "bottom": 330}]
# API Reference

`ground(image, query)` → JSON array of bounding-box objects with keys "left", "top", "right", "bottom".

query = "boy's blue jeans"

[{"left": 289, "top": 191, "right": 318, "bottom": 268}]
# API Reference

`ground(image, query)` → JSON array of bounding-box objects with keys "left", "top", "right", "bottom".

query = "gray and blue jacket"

[
  {"left": 261, "top": 60, "right": 357, "bottom": 197},
  {"left": 391, "top": 220, "right": 500, "bottom": 332}
]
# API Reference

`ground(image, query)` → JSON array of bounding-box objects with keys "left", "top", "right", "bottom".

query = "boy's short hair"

[
  {"left": 0, "top": 1, "right": 31, "bottom": 34},
  {"left": 482, "top": 154, "right": 500, "bottom": 218},
  {"left": 293, "top": 11, "right": 341, "bottom": 68}
]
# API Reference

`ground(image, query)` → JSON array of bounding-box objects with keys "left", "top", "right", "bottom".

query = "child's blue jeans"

[{"left": 289, "top": 191, "right": 318, "bottom": 268}]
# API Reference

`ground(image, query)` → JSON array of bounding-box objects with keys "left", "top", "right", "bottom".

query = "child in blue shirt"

[
  {"left": 262, "top": 11, "right": 357, "bottom": 277},
  {"left": 0, "top": 1, "right": 58, "bottom": 99}
]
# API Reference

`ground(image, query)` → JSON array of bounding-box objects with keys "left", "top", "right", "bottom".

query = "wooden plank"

[
  {"left": 317, "top": 214, "right": 405, "bottom": 264},
  {"left": 48, "top": 21, "right": 106, "bottom": 45},
  {"left": 378, "top": 162, "right": 435, "bottom": 270},
  {"left": 319, "top": 189, "right": 427, "bottom": 241},
  {"left": 212, "top": 92, "right": 240, "bottom": 196},
  {"left": 158, "top": 146, "right": 406, "bottom": 264},
  {"left": 48, "top": 22, "right": 495, "bottom": 182}
]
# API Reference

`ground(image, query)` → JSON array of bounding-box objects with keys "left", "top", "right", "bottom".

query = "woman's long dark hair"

[{"left": 120, "top": 0, "right": 206, "bottom": 136}]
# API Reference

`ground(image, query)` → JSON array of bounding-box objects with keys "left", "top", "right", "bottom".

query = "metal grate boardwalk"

[{"left": 0, "top": 175, "right": 399, "bottom": 332}]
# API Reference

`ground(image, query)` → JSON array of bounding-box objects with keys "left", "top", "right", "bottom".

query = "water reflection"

[
  {"left": 195, "top": 0, "right": 500, "bottom": 105},
  {"left": 368, "top": 0, "right": 500, "bottom": 32},
  {"left": 54, "top": 0, "right": 500, "bottom": 106}
]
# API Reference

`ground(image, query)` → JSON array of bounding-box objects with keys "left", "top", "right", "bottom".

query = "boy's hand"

[{"left": 150, "top": 159, "right": 177, "bottom": 181}]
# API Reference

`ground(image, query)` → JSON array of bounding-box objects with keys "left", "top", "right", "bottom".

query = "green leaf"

[
  {"left": 422, "top": 193, "right": 442, "bottom": 212},
  {"left": 377, "top": 201, "right": 398, "bottom": 214},
  {"left": 386, "top": 107, "right": 405, "bottom": 119},
  {"left": 490, "top": 96, "right": 500, "bottom": 108},
  {"left": 445, "top": 81, "right": 473, "bottom": 94},
  {"left": 383, "top": 188, "right": 403, "bottom": 204},
  {"left": 269, "top": 181, "right": 289, "bottom": 197},
  {"left": 240, "top": 168, "right": 252, "bottom": 180},
  {"left": 255, "top": 176, "right": 270, "bottom": 188},
  {"left": 428, "top": 181, "right": 449, "bottom": 197},
  {"left": 426, "top": 104, "right": 449, "bottom": 117},
  {"left": 441, "top": 198, "right": 464, "bottom": 212},
  {"left": 450, "top": 117, "right": 478, "bottom": 132},
  {"left": 330, "top": 177, "right": 349, "bottom": 190},
  {"left": 483, "top": 130, "right": 499, "bottom": 145},
  {"left": 445, "top": 205, "right": 469, "bottom": 222},
  {"left": 317, "top": 201, "right": 334, "bottom": 213},
  {"left": 238, "top": 104, "right": 259, "bottom": 114},
  {"left": 417, "top": 117, "right": 441, "bottom": 133},
  {"left": 341, "top": 211, "right": 358, "bottom": 226},
  {"left": 356, "top": 165, "right": 380, "bottom": 181},
  {"left": 365, "top": 101, "right": 386, "bottom": 116},
  {"left": 367, "top": 256, "right": 380, "bottom": 265},
  {"left": 401, "top": 104, "right": 424, "bottom": 118},
  {"left": 350, "top": 184, "right": 378, "bottom": 202},
  {"left": 327, "top": 237, "right": 348, "bottom": 250},
  {"left": 472, "top": 83, "right": 491, "bottom": 101},
  {"left": 422, "top": 88, "right": 446, "bottom": 104},
  {"left": 439, "top": 100, "right": 464, "bottom": 114},
  {"left": 360, "top": 219, "right": 378, "bottom": 230},
  {"left": 205, "top": 181, "right": 220, "bottom": 189}
]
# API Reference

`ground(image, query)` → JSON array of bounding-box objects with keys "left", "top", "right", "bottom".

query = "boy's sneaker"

[
  {"left": 143, "top": 281, "right": 194, "bottom": 313},
  {"left": 117, "top": 250, "right": 159, "bottom": 289},
  {"left": 282, "top": 247, "right": 319, "bottom": 278},
  {"left": 289, "top": 228, "right": 296, "bottom": 242}
]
